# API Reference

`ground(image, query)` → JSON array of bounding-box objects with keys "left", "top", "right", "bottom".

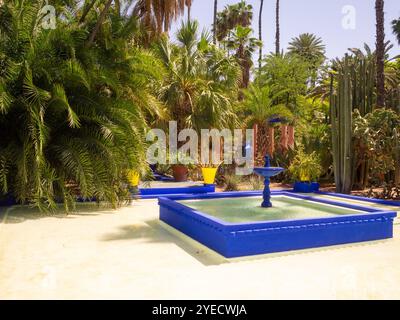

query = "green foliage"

[
  {"left": 225, "top": 25, "right": 261, "bottom": 88},
  {"left": 257, "top": 54, "right": 310, "bottom": 112},
  {"left": 330, "top": 54, "right": 353, "bottom": 194},
  {"left": 326, "top": 46, "right": 400, "bottom": 192},
  {"left": 392, "top": 18, "right": 400, "bottom": 45},
  {"left": 215, "top": 1, "right": 258, "bottom": 88},
  {"left": 224, "top": 174, "right": 242, "bottom": 192},
  {"left": 133, "top": 0, "right": 191, "bottom": 36},
  {"left": 249, "top": 175, "right": 264, "bottom": 190},
  {"left": 0, "top": 1, "right": 165, "bottom": 211},
  {"left": 155, "top": 20, "right": 241, "bottom": 132},
  {"left": 288, "top": 33, "right": 326, "bottom": 74},
  {"left": 216, "top": 0, "right": 253, "bottom": 41},
  {"left": 295, "top": 97, "right": 331, "bottom": 176},
  {"left": 239, "top": 84, "right": 293, "bottom": 126},
  {"left": 353, "top": 108, "right": 400, "bottom": 184},
  {"left": 289, "top": 148, "right": 322, "bottom": 182}
]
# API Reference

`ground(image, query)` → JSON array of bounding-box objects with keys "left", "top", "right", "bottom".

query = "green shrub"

[
  {"left": 249, "top": 175, "right": 264, "bottom": 190},
  {"left": 289, "top": 148, "right": 322, "bottom": 182},
  {"left": 224, "top": 175, "right": 242, "bottom": 192}
]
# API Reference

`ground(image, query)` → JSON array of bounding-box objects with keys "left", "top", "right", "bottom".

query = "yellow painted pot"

[
  {"left": 202, "top": 167, "right": 218, "bottom": 185},
  {"left": 127, "top": 170, "right": 140, "bottom": 187}
]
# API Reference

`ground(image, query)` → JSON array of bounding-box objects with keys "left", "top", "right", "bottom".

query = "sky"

[{"left": 171, "top": 0, "right": 400, "bottom": 60}]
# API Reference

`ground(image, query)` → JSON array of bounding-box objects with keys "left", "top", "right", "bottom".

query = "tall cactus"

[
  {"left": 330, "top": 47, "right": 399, "bottom": 192},
  {"left": 348, "top": 46, "right": 376, "bottom": 116},
  {"left": 330, "top": 54, "right": 354, "bottom": 194},
  {"left": 394, "top": 128, "right": 400, "bottom": 185}
]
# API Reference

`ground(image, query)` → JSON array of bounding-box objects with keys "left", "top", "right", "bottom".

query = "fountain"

[
  {"left": 159, "top": 158, "right": 396, "bottom": 258},
  {"left": 253, "top": 155, "right": 285, "bottom": 208}
]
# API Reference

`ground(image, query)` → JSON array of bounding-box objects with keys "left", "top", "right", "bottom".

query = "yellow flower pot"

[
  {"left": 202, "top": 167, "right": 218, "bottom": 185},
  {"left": 127, "top": 170, "right": 140, "bottom": 187}
]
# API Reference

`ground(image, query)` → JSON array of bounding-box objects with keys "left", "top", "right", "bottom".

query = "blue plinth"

[
  {"left": 294, "top": 182, "right": 320, "bottom": 193},
  {"left": 139, "top": 184, "right": 216, "bottom": 199}
]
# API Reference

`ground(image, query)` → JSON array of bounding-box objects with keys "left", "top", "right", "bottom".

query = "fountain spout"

[
  {"left": 264, "top": 155, "right": 271, "bottom": 168},
  {"left": 253, "top": 156, "right": 285, "bottom": 208}
]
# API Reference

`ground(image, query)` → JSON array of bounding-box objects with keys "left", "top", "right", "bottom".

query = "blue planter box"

[
  {"left": 0, "top": 194, "right": 16, "bottom": 207},
  {"left": 139, "top": 184, "right": 216, "bottom": 199},
  {"left": 294, "top": 182, "right": 320, "bottom": 193}
]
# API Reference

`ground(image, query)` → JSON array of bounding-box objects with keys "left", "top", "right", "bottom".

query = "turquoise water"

[{"left": 179, "top": 196, "right": 364, "bottom": 223}]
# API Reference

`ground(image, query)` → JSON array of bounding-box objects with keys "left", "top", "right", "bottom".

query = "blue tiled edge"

[
  {"left": 312, "top": 191, "right": 400, "bottom": 207},
  {"left": 139, "top": 184, "right": 215, "bottom": 199}
]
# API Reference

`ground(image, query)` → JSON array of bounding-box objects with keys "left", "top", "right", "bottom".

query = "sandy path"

[{"left": 0, "top": 200, "right": 399, "bottom": 300}]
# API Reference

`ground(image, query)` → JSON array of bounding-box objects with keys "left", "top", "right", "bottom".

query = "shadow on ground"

[
  {"left": 100, "top": 220, "right": 227, "bottom": 266},
  {"left": 100, "top": 219, "right": 395, "bottom": 267},
  {"left": 0, "top": 203, "right": 119, "bottom": 224}
]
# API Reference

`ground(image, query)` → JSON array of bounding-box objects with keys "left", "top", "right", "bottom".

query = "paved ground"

[{"left": 0, "top": 195, "right": 399, "bottom": 300}]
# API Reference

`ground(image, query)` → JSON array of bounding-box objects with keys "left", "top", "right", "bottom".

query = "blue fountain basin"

[
  {"left": 159, "top": 191, "right": 397, "bottom": 258},
  {"left": 254, "top": 167, "right": 285, "bottom": 178}
]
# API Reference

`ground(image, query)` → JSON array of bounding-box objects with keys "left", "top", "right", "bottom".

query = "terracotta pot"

[{"left": 172, "top": 165, "right": 188, "bottom": 182}]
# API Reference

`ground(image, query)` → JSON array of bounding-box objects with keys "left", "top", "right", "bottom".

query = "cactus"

[
  {"left": 330, "top": 47, "right": 400, "bottom": 192},
  {"left": 394, "top": 128, "right": 400, "bottom": 185},
  {"left": 348, "top": 48, "right": 376, "bottom": 116},
  {"left": 330, "top": 54, "right": 354, "bottom": 194}
]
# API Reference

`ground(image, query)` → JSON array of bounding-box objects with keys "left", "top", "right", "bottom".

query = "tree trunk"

[
  {"left": 280, "top": 125, "right": 288, "bottom": 153},
  {"left": 258, "top": 0, "right": 264, "bottom": 71},
  {"left": 87, "top": 0, "right": 113, "bottom": 47},
  {"left": 256, "top": 124, "right": 267, "bottom": 166},
  {"left": 253, "top": 123, "right": 259, "bottom": 165},
  {"left": 287, "top": 125, "right": 295, "bottom": 149},
  {"left": 115, "top": 0, "right": 120, "bottom": 17},
  {"left": 275, "top": 0, "right": 280, "bottom": 55},
  {"left": 79, "top": 0, "right": 97, "bottom": 23},
  {"left": 395, "top": 166, "right": 400, "bottom": 185},
  {"left": 395, "top": 129, "right": 400, "bottom": 185},
  {"left": 213, "top": 0, "right": 218, "bottom": 44},
  {"left": 375, "top": 0, "right": 386, "bottom": 107},
  {"left": 267, "top": 126, "right": 275, "bottom": 157}
]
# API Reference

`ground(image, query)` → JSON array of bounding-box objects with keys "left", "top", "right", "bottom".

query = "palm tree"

[
  {"left": 241, "top": 85, "right": 293, "bottom": 162},
  {"left": 275, "top": 0, "right": 280, "bottom": 55},
  {"left": 258, "top": 0, "right": 264, "bottom": 71},
  {"left": 215, "top": 2, "right": 257, "bottom": 89},
  {"left": 133, "top": 0, "right": 191, "bottom": 34},
  {"left": 288, "top": 33, "right": 326, "bottom": 65},
  {"left": 375, "top": 0, "right": 386, "bottom": 107},
  {"left": 288, "top": 33, "right": 326, "bottom": 84},
  {"left": 227, "top": 26, "right": 262, "bottom": 88},
  {"left": 213, "top": 0, "right": 218, "bottom": 44},
  {"left": 87, "top": 0, "right": 113, "bottom": 46},
  {"left": 215, "top": 0, "right": 253, "bottom": 42},
  {"left": 79, "top": 0, "right": 97, "bottom": 23},
  {"left": 156, "top": 21, "right": 241, "bottom": 133},
  {"left": 257, "top": 53, "right": 310, "bottom": 155},
  {"left": 392, "top": 18, "right": 400, "bottom": 45},
  {"left": 0, "top": 1, "right": 166, "bottom": 210},
  {"left": 186, "top": 0, "right": 192, "bottom": 21}
]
